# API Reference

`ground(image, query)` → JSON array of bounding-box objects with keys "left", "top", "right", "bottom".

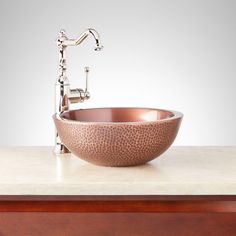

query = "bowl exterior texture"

[{"left": 53, "top": 115, "right": 182, "bottom": 167}]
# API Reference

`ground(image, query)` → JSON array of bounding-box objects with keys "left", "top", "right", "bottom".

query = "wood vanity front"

[{"left": 0, "top": 147, "right": 235, "bottom": 235}]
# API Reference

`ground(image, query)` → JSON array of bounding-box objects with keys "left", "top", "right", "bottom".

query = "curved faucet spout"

[
  {"left": 61, "top": 28, "right": 103, "bottom": 51},
  {"left": 76, "top": 28, "right": 103, "bottom": 51}
]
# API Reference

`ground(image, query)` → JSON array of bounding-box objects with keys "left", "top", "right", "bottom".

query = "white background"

[{"left": 0, "top": 0, "right": 235, "bottom": 145}]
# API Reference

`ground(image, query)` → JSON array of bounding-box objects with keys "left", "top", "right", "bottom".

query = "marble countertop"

[{"left": 0, "top": 146, "right": 235, "bottom": 195}]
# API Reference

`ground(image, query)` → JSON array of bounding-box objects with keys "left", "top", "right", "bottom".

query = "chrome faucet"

[{"left": 54, "top": 29, "right": 103, "bottom": 154}]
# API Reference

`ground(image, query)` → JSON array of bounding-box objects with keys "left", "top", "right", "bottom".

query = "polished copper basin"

[{"left": 53, "top": 108, "right": 183, "bottom": 167}]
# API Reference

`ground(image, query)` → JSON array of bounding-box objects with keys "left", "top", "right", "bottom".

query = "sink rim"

[{"left": 54, "top": 107, "right": 183, "bottom": 125}]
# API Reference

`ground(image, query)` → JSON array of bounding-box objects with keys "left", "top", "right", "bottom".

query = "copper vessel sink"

[{"left": 53, "top": 108, "right": 183, "bottom": 167}]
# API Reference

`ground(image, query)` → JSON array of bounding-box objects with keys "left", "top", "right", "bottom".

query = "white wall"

[{"left": 0, "top": 0, "right": 235, "bottom": 145}]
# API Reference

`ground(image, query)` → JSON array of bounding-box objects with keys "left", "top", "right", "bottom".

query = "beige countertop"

[{"left": 0, "top": 146, "right": 235, "bottom": 195}]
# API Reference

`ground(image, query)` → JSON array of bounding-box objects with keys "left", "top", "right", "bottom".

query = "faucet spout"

[{"left": 61, "top": 28, "right": 103, "bottom": 51}]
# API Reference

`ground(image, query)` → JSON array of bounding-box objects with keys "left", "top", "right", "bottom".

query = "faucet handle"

[
  {"left": 84, "top": 66, "right": 90, "bottom": 99},
  {"left": 69, "top": 66, "right": 90, "bottom": 103}
]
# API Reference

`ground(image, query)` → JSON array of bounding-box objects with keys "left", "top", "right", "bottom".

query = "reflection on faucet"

[{"left": 55, "top": 153, "right": 72, "bottom": 182}]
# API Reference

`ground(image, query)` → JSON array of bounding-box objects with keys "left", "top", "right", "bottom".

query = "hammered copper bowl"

[{"left": 53, "top": 108, "right": 183, "bottom": 167}]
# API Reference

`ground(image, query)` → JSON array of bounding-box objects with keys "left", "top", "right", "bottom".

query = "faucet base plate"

[{"left": 54, "top": 144, "right": 71, "bottom": 154}]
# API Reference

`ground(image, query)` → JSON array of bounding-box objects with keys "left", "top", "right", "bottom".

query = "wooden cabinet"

[{"left": 0, "top": 195, "right": 236, "bottom": 236}]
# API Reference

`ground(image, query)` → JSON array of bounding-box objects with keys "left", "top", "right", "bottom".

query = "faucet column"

[{"left": 54, "top": 30, "right": 71, "bottom": 154}]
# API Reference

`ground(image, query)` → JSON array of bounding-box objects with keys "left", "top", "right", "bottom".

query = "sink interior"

[{"left": 61, "top": 108, "right": 174, "bottom": 123}]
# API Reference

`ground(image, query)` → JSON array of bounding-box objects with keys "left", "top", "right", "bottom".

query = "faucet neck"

[{"left": 57, "top": 30, "right": 68, "bottom": 82}]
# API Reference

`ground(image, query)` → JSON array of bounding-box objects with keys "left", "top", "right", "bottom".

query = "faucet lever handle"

[{"left": 84, "top": 66, "right": 90, "bottom": 99}]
